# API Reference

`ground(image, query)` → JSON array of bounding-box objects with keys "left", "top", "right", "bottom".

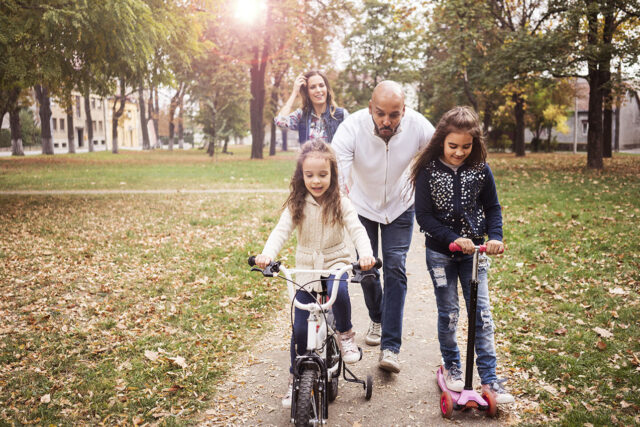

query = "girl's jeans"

[
  {"left": 290, "top": 273, "right": 351, "bottom": 373},
  {"left": 425, "top": 247, "right": 498, "bottom": 385}
]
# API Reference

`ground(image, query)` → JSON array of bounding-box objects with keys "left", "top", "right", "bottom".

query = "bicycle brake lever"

[{"left": 351, "top": 270, "right": 376, "bottom": 283}]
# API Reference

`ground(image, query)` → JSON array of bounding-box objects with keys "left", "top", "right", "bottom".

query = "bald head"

[
  {"left": 369, "top": 81, "right": 405, "bottom": 141},
  {"left": 371, "top": 81, "right": 405, "bottom": 105}
]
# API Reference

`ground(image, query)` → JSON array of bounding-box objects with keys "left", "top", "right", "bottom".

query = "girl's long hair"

[
  {"left": 300, "top": 70, "right": 338, "bottom": 118},
  {"left": 409, "top": 106, "right": 487, "bottom": 189},
  {"left": 286, "top": 140, "right": 343, "bottom": 227}
]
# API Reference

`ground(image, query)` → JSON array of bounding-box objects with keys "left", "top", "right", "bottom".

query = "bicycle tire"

[
  {"left": 326, "top": 335, "right": 340, "bottom": 402},
  {"left": 295, "top": 369, "right": 320, "bottom": 427}
]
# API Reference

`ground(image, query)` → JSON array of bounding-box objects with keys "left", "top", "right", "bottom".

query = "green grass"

[
  {"left": 0, "top": 146, "right": 297, "bottom": 190},
  {"left": 0, "top": 149, "right": 638, "bottom": 425}
]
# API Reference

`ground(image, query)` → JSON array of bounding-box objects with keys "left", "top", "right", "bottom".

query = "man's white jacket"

[{"left": 332, "top": 107, "right": 435, "bottom": 224}]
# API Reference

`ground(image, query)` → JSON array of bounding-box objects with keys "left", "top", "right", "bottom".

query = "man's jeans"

[
  {"left": 290, "top": 274, "right": 350, "bottom": 372},
  {"left": 358, "top": 207, "right": 414, "bottom": 353},
  {"left": 425, "top": 247, "right": 498, "bottom": 385}
]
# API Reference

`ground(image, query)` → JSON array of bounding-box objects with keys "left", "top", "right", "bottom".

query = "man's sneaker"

[
  {"left": 365, "top": 321, "right": 381, "bottom": 346},
  {"left": 282, "top": 376, "right": 293, "bottom": 408},
  {"left": 443, "top": 365, "right": 464, "bottom": 392},
  {"left": 378, "top": 349, "right": 400, "bottom": 373},
  {"left": 339, "top": 330, "right": 361, "bottom": 364},
  {"left": 482, "top": 379, "right": 515, "bottom": 404}
]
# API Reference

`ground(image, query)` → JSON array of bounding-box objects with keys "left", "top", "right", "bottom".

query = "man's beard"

[{"left": 372, "top": 117, "right": 397, "bottom": 142}]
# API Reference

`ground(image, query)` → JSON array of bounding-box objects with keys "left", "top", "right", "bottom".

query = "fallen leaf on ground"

[
  {"left": 593, "top": 327, "right": 613, "bottom": 338},
  {"left": 145, "top": 350, "right": 159, "bottom": 361}
]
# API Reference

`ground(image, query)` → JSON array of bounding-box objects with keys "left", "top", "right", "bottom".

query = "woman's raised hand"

[{"left": 292, "top": 74, "right": 306, "bottom": 95}]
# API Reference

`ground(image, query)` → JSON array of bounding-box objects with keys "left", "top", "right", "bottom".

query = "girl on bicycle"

[
  {"left": 409, "top": 106, "right": 514, "bottom": 404},
  {"left": 255, "top": 140, "right": 375, "bottom": 408},
  {"left": 274, "top": 70, "right": 347, "bottom": 144}
]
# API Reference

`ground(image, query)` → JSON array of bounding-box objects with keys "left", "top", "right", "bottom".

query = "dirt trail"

[{"left": 200, "top": 224, "right": 515, "bottom": 426}]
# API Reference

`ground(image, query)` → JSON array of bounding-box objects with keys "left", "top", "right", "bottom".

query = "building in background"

[{"left": 526, "top": 78, "right": 640, "bottom": 151}]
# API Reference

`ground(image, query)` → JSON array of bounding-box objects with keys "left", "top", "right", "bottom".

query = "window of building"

[
  {"left": 581, "top": 120, "right": 588, "bottom": 135},
  {"left": 93, "top": 120, "right": 97, "bottom": 132},
  {"left": 97, "top": 99, "right": 102, "bottom": 110},
  {"left": 52, "top": 118, "right": 57, "bottom": 131},
  {"left": 91, "top": 98, "right": 96, "bottom": 109},
  {"left": 76, "top": 96, "right": 81, "bottom": 117},
  {"left": 98, "top": 121, "right": 103, "bottom": 132},
  {"left": 60, "top": 118, "right": 65, "bottom": 130}
]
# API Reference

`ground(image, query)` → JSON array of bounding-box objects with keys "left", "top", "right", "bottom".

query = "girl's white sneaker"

[{"left": 339, "top": 330, "right": 361, "bottom": 364}]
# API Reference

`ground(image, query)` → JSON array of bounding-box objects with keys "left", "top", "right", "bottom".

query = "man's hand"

[{"left": 359, "top": 255, "right": 376, "bottom": 271}]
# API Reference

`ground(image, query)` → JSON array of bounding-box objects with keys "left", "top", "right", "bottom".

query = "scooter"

[{"left": 436, "top": 242, "right": 499, "bottom": 419}]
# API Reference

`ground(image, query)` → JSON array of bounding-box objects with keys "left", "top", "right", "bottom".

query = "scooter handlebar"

[{"left": 449, "top": 243, "right": 488, "bottom": 253}]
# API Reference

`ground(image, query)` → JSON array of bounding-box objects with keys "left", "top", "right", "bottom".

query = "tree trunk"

[
  {"left": 66, "top": 107, "right": 76, "bottom": 154},
  {"left": 586, "top": 5, "right": 603, "bottom": 169},
  {"left": 513, "top": 93, "right": 526, "bottom": 157},
  {"left": 34, "top": 85, "right": 54, "bottom": 155},
  {"left": 178, "top": 93, "right": 184, "bottom": 149},
  {"left": 153, "top": 86, "right": 160, "bottom": 148},
  {"left": 281, "top": 128, "right": 287, "bottom": 151},
  {"left": 223, "top": 137, "right": 229, "bottom": 153},
  {"left": 249, "top": 3, "right": 271, "bottom": 159},
  {"left": 207, "top": 112, "right": 216, "bottom": 157},
  {"left": 168, "top": 83, "right": 184, "bottom": 151},
  {"left": 138, "top": 86, "right": 150, "bottom": 150},
  {"left": 545, "top": 125, "right": 553, "bottom": 152},
  {"left": 84, "top": 90, "right": 94, "bottom": 152},
  {"left": 269, "top": 120, "right": 276, "bottom": 156},
  {"left": 112, "top": 80, "right": 127, "bottom": 154},
  {"left": 250, "top": 44, "right": 267, "bottom": 159},
  {"left": 9, "top": 104, "right": 24, "bottom": 156},
  {"left": 601, "top": 5, "right": 614, "bottom": 159},
  {"left": 462, "top": 68, "right": 479, "bottom": 111},
  {"left": 602, "top": 80, "right": 612, "bottom": 158}
]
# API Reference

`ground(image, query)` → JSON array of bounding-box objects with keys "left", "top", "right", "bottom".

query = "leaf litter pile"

[
  {"left": 0, "top": 152, "right": 639, "bottom": 425},
  {"left": 0, "top": 192, "right": 288, "bottom": 425}
]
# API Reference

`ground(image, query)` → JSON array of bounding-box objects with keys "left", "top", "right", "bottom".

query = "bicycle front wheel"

[{"left": 295, "top": 368, "right": 321, "bottom": 427}]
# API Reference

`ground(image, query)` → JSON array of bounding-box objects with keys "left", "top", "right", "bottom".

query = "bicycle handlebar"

[{"left": 247, "top": 255, "right": 382, "bottom": 312}]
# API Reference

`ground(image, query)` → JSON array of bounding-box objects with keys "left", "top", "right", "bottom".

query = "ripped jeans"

[{"left": 425, "top": 247, "right": 497, "bottom": 385}]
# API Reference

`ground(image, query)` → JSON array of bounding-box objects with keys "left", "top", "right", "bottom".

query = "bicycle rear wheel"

[{"left": 295, "top": 368, "right": 321, "bottom": 427}]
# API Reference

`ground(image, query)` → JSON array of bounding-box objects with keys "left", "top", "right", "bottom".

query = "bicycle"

[{"left": 248, "top": 256, "right": 380, "bottom": 426}]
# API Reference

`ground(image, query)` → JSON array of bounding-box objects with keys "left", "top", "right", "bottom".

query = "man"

[{"left": 332, "top": 81, "right": 435, "bottom": 373}]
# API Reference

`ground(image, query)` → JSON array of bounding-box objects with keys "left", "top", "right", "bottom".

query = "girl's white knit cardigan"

[{"left": 262, "top": 194, "right": 374, "bottom": 291}]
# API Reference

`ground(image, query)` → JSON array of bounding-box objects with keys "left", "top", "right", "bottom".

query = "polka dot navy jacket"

[{"left": 414, "top": 160, "right": 503, "bottom": 255}]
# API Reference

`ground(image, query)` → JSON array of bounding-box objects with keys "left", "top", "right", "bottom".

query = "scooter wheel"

[
  {"left": 440, "top": 391, "right": 454, "bottom": 418},
  {"left": 482, "top": 390, "right": 498, "bottom": 418},
  {"left": 365, "top": 375, "right": 373, "bottom": 400}
]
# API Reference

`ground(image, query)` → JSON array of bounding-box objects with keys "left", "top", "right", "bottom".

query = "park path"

[{"left": 198, "top": 223, "right": 516, "bottom": 426}]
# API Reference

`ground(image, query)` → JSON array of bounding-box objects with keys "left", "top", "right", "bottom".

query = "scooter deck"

[{"left": 436, "top": 365, "right": 489, "bottom": 407}]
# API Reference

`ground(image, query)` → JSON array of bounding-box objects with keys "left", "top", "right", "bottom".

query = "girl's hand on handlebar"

[
  {"left": 454, "top": 237, "right": 475, "bottom": 255},
  {"left": 485, "top": 240, "right": 504, "bottom": 255},
  {"left": 255, "top": 254, "right": 272, "bottom": 269},
  {"left": 359, "top": 256, "right": 376, "bottom": 271}
]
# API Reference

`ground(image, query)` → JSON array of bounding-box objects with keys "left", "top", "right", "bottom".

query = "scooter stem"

[{"left": 464, "top": 248, "right": 480, "bottom": 390}]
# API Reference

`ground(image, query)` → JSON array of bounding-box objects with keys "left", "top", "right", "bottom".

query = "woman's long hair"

[
  {"left": 409, "top": 106, "right": 487, "bottom": 189},
  {"left": 285, "top": 140, "right": 343, "bottom": 227},
  {"left": 300, "top": 70, "right": 338, "bottom": 118}
]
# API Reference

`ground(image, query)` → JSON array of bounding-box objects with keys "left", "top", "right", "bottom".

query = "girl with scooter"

[{"left": 410, "top": 106, "right": 514, "bottom": 406}]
